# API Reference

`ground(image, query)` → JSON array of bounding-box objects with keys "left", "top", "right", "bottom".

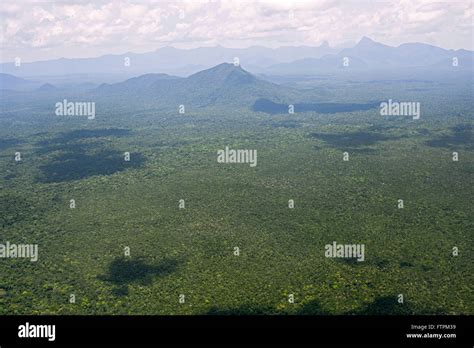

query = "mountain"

[
  {"left": 341, "top": 37, "right": 474, "bottom": 69},
  {"left": 0, "top": 42, "right": 335, "bottom": 77},
  {"left": 95, "top": 63, "right": 302, "bottom": 108},
  {"left": 264, "top": 55, "right": 368, "bottom": 75},
  {"left": 340, "top": 37, "right": 465, "bottom": 68},
  {"left": 1, "top": 38, "right": 471, "bottom": 81},
  {"left": 336, "top": 37, "right": 398, "bottom": 68},
  {"left": 0, "top": 73, "right": 40, "bottom": 90},
  {"left": 97, "top": 73, "right": 181, "bottom": 94},
  {"left": 263, "top": 37, "right": 473, "bottom": 75},
  {"left": 395, "top": 42, "right": 452, "bottom": 66},
  {"left": 36, "top": 83, "right": 57, "bottom": 92},
  {"left": 187, "top": 63, "right": 257, "bottom": 85}
]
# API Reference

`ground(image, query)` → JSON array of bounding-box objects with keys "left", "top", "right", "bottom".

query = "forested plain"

[{"left": 0, "top": 73, "right": 472, "bottom": 315}]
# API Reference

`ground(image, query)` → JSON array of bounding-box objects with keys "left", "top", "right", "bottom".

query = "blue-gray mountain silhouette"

[
  {"left": 95, "top": 63, "right": 300, "bottom": 107},
  {"left": 1, "top": 38, "right": 471, "bottom": 78}
]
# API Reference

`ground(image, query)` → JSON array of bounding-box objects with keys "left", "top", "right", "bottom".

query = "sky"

[{"left": 0, "top": 0, "right": 473, "bottom": 63}]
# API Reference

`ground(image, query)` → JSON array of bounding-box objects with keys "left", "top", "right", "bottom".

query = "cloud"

[{"left": 0, "top": 0, "right": 472, "bottom": 62}]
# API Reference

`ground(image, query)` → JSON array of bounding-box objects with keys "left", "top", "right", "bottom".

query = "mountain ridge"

[
  {"left": 2, "top": 37, "right": 471, "bottom": 77},
  {"left": 94, "top": 63, "right": 304, "bottom": 109}
]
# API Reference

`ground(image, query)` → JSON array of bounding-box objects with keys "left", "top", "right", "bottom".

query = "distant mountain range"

[
  {"left": 1, "top": 37, "right": 472, "bottom": 79},
  {"left": 1, "top": 37, "right": 472, "bottom": 112},
  {"left": 0, "top": 73, "right": 42, "bottom": 90},
  {"left": 0, "top": 63, "right": 326, "bottom": 112},
  {"left": 264, "top": 37, "right": 473, "bottom": 74},
  {"left": 0, "top": 41, "right": 335, "bottom": 78},
  {"left": 1, "top": 51, "right": 471, "bottom": 113},
  {"left": 3, "top": 57, "right": 472, "bottom": 116},
  {"left": 1, "top": 62, "right": 385, "bottom": 116}
]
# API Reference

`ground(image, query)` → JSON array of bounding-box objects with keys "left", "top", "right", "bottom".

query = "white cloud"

[{"left": 0, "top": 0, "right": 472, "bottom": 62}]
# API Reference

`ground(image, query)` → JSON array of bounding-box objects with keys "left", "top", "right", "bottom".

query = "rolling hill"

[
  {"left": 0, "top": 73, "right": 40, "bottom": 90},
  {"left": 95, "top": 63, "right": 303, "bottom": 108}
]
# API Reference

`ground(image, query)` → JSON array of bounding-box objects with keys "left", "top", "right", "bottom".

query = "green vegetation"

[{"left": 0, "top": 76, "right": 472, "bottom": 315}]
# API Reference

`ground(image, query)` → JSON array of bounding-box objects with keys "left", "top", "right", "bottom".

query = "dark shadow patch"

[
  {"left": 99, "top": 257, "right": 180, "bottom": 296},
  {"left": 309, "top": 131, "right": 403, "bottom": 148},
  {"left": 420, "top": 265, "right": 432, "bottom": 272},
  {"left": 348, "top": 296, "right": 415, "bottom": 315},
  {"left": 425, "top": 124, "right": 473, "bottom": 150},
  {"left": 400, "top": 261, "right": 414, "bottom": 268},
  {"left": 36, "top": 150, "right": 145, "bottom": 183},
  {"left": 373, "top": 259, "right": 390, "bottom": 269},
  {"left": 0, "top": 138, "right": 21, "bottom": 150},
  {"left": 337, "top": 258, "right": 365, "bottom": 266},
  {"left": 37, "top": 128, "right": 131, "bottom": 147},
  {"left": 3, "top": 173, "right": 17, "bottom": 180},
  {"left": 0, "top": 284, "right": 13, "bottom": 298},
  {"left": 295, "top": 300, "right": 327, "bottom": 315},
  {"left": 366, "top": 124, "right": 403, "bottom": 132},
  {"left": 111, "top": 285, "right": 129, "bottom": 296},
  {"left": 253, "top": 98, "right": 379, "bottom": 115},
  {"left": 337, "top": 257, "right": 390, "bottom": 269},
  {"left": 349, "top": 295, "right": 448, "bottom": 315},
  {"left": 417, "top": 128, "right": 430, "bottom": 136},
  {"left": 35, "top": 128, "right": 142, "bottom": 182},
  {"left": 205, "top": 296, "right": 447, "bottom": 315},
  {"left": 262, "top": 120, "right": 300, "bottom": 128}
]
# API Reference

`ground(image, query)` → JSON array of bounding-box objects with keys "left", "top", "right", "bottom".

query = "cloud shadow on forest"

[
  {"left": 205, "top": 295, "right": 447, "bottom": 315},
  {"left": 425, "top": 124, "right": 473, "bottom": 150},
  {"left": 0, "top": 138, "right": 21, "bottom": 150},
  {"left": 34, "top": 128, "right": 145, "bottom": 183},
  {"left": 98, "top": 257, "right": 181, "bottom": 296},
  {"left": 308, "top": 130, "right": 404, "bottom": 149}
]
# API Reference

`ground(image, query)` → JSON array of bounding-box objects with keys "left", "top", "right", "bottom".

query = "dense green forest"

[{"left": 0, "top": 74, "right": 472, "bottom": 315}]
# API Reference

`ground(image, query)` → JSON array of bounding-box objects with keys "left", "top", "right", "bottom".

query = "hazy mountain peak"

[
  {"left": 0, "top": 73, "right": 37, "bottom": 90},
  {"left": 188, "top": 63, "right": 256, "bottom": 85},
  {"left": 132, "top": 73, "right": 178, "bottom": 80},
  {"left": 356, "top": 36, "right": 378, "bottom": 47},
  {"left": 37, "top": 83, "right": 57, "bottom": 91},
  {"left": 320, "top": 40, "right": 330, "bottom": 48},
  {"left": 93, "top": 62, "right": 287, "bottom": 109},
  {"left": 342, "top": 36, "right": 397, "bottom": 64},
  {"left": 202, "top": 62, "right": 242, "bottom": 71}
]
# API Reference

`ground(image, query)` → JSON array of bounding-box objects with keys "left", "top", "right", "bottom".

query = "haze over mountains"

[
  {"left": 1, "top": 37, "right": 472, "bottom": 83},
  {"left": 1, "top": 41, "right": 335, "bottom": 78},
  {"left": 264, "top": 37, "right": 473, "bottom": 75},
  {"left": 94, "top": 63, "right": 304, "bottom": 108},
  {"left": 0, "top": 62, "right": 382, "bottom": 115},
  {"left": 1, "top": 36, "right": 472, "bottom": 114}
]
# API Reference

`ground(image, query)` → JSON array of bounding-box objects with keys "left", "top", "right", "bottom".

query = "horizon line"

[{"left": 1, "top": 36, "right": 472, "bottom": 66}]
